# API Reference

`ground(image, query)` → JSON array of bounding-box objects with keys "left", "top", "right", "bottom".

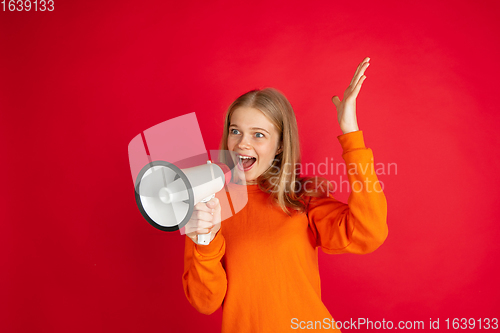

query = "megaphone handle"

[{"left": 197, "top": 194, "right": 216, "bottom": 245}]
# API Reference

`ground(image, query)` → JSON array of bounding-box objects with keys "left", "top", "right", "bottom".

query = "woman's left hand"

[{"left": 332, "top": 57, "right": 370, "bottom": 134}]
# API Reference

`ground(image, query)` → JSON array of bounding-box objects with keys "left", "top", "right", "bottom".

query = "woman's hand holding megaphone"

[{"left": 185, "top": 197, "right": 222, "bottom": 245}]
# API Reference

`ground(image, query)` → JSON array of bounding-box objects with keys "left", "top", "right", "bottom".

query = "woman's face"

[{"left": 227, "top": 107, "right": 282, "bottom": 184}]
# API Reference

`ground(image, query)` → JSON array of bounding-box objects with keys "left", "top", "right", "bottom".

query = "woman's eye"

[
  {"left": 255, "top": 132, "right": 264, "bottom": 138},
  {"left": 230, "top": 129, "right": 239, "bottom": 135}
]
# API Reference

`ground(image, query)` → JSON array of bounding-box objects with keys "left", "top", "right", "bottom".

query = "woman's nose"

[{"left": 237, "top": 135, "right": 251, "bottom": 149}]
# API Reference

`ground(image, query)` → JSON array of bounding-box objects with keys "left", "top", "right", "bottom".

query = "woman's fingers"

[
  {"left": 350, "top": 75, "right": 367, "bottom": 100},
  {"left": 185, "top": 207, "right": 213, "bottom": 233},
  {"left": 331, "top": 95, "right": 341, "bottom": 108},
  {"left": 186, "top": 221, "right": 213, "bottom": 234},
  {"left": 194, "top": 220, "right": 214, "bottom": 234},
  {"left": 331, "top": 57, "right": 369, "bottom": 134},
  {"left": 350, "top": 59, "right": 370, "bottom": 89},
  {"left": 350, "top": 58, "right": 370, "bottom": 83},
  {"left": 205, "top": 197, "right": 219, "bottom": 210},
  {"left": 333, "top": 57, "right": 371, "bottom": 105},
  {"left": 194, "top": 209, "right": 214, "bottom": 221},
  {"left": 186, "top": 198, "right": 221, "bottom": 232},
  {"left": 350, "top": 59, "right": 365, "bottom": 86},
  {"left": 195, "top": 201, "right": 213, "bottom": 213}
]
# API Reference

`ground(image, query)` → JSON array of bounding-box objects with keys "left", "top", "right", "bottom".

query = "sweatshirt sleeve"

[
  {"left": 182, "top": 229, "right": 228, "bottom": 314},
  {"left": 306, "top": 130, "right": 388, "bottom": 254}
]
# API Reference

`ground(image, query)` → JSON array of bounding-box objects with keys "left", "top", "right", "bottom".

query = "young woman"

[{"left": 182, "top": 57, "right": 388, "bottom": 332}]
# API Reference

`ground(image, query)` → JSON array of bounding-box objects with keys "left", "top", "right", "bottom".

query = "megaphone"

[{"left": 134, "top": 160, "right": 231, "bottom": 245}]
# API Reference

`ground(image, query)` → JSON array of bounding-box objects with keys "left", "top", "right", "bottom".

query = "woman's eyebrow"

[
  {"left": 251, "top": 127, "right": 270, "bottom": 134},
  {"left": 229, "top": 124, "right": 270, "bottom": 134}
]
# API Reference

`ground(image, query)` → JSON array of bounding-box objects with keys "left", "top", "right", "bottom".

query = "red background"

[{"left": 1, "top": 0, "right": 499, "bottom": 332}]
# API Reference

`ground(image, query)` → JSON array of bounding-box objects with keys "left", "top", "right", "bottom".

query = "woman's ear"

[{"left": 276, "top": 144, "right": 283, "bottom": 155}]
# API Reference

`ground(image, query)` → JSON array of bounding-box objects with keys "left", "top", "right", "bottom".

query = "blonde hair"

[{"left": 219, "top": 88, "right": 329, "bottom": 215}]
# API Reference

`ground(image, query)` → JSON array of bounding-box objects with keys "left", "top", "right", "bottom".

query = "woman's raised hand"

[
  {"left": 332, "top": 57, "right": 370, "bottom": 134},
  {"left": 185, "top": 197, "right": 222, "bottom": 245}
]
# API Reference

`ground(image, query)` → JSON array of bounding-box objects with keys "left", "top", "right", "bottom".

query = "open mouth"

[{"left": 237, "top": 155, "right": 257, "bottom": 171}]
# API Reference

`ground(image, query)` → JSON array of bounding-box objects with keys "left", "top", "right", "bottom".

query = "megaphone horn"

[{"left": 134, "top": 160, "right": 231, "bottom": 244}]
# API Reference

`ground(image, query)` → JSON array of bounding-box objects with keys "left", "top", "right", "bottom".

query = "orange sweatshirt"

[{"left": 182, "top": 131, "right": 388, "bottom": 332}]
